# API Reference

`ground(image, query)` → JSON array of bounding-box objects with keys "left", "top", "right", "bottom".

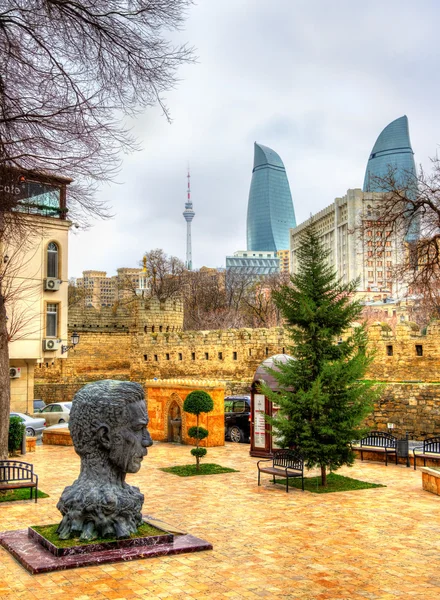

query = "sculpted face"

[{"left": 102, "top": 400, "right": 153, "bottom": 474}]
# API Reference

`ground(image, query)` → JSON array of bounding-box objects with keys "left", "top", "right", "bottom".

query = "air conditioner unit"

[
  {"left": 44, "top": 278, "right": 61, "bottom": 291},
  {"left": 9, "top": 367, "right": 21, "bottom": 379},
  {"left": 43, "top": 339, "right": 60, "bottom": 351}
]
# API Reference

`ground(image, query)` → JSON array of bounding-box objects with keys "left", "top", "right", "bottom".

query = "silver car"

[
  {"left": 10, "top": 412, "right": 46, "bottom": 437},
  {"left": 34, "top": 402, "right": 72, "bottom": 426}
]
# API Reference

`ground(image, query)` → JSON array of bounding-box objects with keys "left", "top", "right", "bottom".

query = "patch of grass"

[
  {"left": 31, "top": 521, "right": 164, "bottom": 549},
  {"left": 275, "top": 472, "right": 386, "bottom": 493},
  {"left": 0, "top": 488, "right": 49, "bottom": 503},
  {"left": 160, "top": 463, "right": 238, "bottom": 477}
]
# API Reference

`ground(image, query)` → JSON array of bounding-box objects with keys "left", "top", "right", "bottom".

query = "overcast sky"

[{"left": 69, "top": 0, "right": 440, "bottom": 278}]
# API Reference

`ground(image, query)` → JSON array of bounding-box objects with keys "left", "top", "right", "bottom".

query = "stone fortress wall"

[{"left": 34, "top": 311, "right": 440, "bottom": 440}]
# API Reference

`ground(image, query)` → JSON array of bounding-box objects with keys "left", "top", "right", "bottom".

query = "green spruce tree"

[{"left": 264, "top": 227, "right": 376, "bottom": 486}]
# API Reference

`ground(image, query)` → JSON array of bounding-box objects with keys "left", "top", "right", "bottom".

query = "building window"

[
  {"left": 154, "top": 354, "right": 158, "bottom": 361},
  {"left": 248, "top": 349, "right": 252, "bottom": 356},
  {"left": 166, "top": 353, "right": 170, "bottom": 360},
  {"left": 233, "top": 351, "right": 237, "bottom": 360},
  {"left": 47, "top": 242, "right": 59, "bottom": 278},
  {"left": 46, "top": 303, "right": 58, "bottom": 337},
  {"left": 386, "top": 345, "right": 393, "bottom": 356},
  {"left": 218, "top": 351, "right": 223, "bottom": 360},
  {"left": 191, "top": 352, "right": 195, "bottom": 360},
  {"left": 143, "top": 354, "right": 148, "bottom": 361},
  {"left": 205, "top": 352, "right": 209, "bottom": 360},
  {"left": 416, "top": 345, "right": 423, "bottom": 357},
  {"left": 178, "top": 352, "right": 183, "bottom": 360},
  {"left": 265, "top": 347, "right": 269, "bottom": 356},
  {"left": 368, "top": 271, "right": 373, "bottom": 277},
  {"left": 367, "top": 230, "right": 372, "bottom": 237}
]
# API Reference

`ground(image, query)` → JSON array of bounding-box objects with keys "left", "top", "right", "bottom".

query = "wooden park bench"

[
  {"left": 0, "top": 460, "right": 38, "bottom": 502},
  {"left": 257, "top": 449, "right": 304, "bottom": 493},
  {"left": 413, "top": 436, "right": 440, "bottom": 470},
  {"left": 353, "top": 431, "right": 398, "bottom": 466}
]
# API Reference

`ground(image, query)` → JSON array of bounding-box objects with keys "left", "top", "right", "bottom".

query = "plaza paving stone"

[{"left": 0, "top": 442, "right": 440, "bottom": 599}]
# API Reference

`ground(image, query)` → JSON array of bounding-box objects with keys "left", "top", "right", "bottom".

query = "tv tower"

[{"left": 183, "top": 168, "right": 195, "bottom": 270}]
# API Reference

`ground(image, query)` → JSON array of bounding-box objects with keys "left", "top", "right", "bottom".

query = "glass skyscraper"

[
  {"left": 246, "top": 142, "right": 296, "bottom": 252},
  {"left": 363, "top": 115, "right": 416, "bottom": 192},
  {"left": 363, "top": 115, "right": 418, "bottom": 241}
]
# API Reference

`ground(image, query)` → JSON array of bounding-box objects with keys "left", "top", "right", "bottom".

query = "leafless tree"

[
  {"left": 0, "top": 1, "right": 194, "bottom": 458},
  {"left": 68, "top": 278, "right": 87, "bottom": 309},
  {"left": 182, "top": 268, "right": 288, "bottom": 330},
  {"left": 359, "top": 160, "right": 440, "bottom": 316},
  {"left": 142, "top": 249, "right": 186, "bottom": 303}
]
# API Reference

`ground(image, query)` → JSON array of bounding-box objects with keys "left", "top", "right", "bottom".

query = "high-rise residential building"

[
  {"left": 226, "top": 250, "right": 280, "bottom": 275},
  {"left": 277, "top": 250, "right": 290, "bottom": 274},
  {"left": 290, "top": 189, "right": 407, "bottom": 299},
  {"left": 246, "top": 142, "right": 296, "bottom": 252}
]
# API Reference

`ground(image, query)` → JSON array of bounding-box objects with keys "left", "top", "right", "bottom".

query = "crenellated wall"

[
  {"left": 33, "top": 321, "right": 440, "bottom": 440},
  {"left": 68, "top": 296, "right": 184, "bottom": 334}
]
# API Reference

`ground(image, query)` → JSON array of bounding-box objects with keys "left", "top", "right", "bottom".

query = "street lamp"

[{"left": 61, "top": 331, "right": 80, "bottom": 354}]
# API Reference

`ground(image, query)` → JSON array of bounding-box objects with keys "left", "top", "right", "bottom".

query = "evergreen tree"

[{"left": 264, "top": 228, "right": 376, "bottom": 486}]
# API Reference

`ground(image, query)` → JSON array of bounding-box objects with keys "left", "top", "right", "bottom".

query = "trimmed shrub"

[
  {"left": 183, "top": 390, "right": 214, "bottom": 471},
  {"left": 9, "top": 416, "right": 25, "bottom": 455}
]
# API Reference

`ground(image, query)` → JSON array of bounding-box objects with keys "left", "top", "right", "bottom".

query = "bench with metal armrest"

[
  {"left": 0, "top": 460, "right": 38, "bottom": 502},
  {"left": 257, "top": 449, "right": 304, "bottom": 493}
]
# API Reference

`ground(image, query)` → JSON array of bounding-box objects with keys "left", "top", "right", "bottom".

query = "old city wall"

[
  {"left": 68, "top": 297, "right": 184, "bottom": 334},
  {"left": 34, "top": 320, "right": 440, "bottom": 440}
]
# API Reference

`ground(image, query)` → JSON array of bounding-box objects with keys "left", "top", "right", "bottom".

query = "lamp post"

[{"left": 61, "top": 331, "right": 80, "bottom": 354}]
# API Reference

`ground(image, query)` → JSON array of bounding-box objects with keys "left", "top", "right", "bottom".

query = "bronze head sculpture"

[{"left": 56, "top": 380, "right": 153, "bottom": 541}]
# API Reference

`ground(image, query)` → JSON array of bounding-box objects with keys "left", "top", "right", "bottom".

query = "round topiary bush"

[
  {"left": 183, "top": 390, "right": 214, "bottom": 415},
  {"left": 191, "top": 447, "right": 207, "bottom": 459},
  {"left": 187, "top": 426, "right": 209, "bottom": 441}
]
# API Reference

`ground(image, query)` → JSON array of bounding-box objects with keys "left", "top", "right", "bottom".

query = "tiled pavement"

[{"left": 1, "top": 442, "right": 440, "bottom": 600}]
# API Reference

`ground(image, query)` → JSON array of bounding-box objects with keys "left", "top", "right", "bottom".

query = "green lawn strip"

[
  {"left": 31, "top": 522, "right": 164, "bottom": 549},
  {"left": 0, "top": 489, "right": 49, "bottom": 502},
  {"left": 274, "top": 472, "right": 386, "bottom": 493},
  {"left": 160, "top": 463, "right": 238, "bottom": 477}
]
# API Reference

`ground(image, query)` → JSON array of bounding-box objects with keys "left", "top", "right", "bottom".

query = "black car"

[
  {"left": 224, "top": 396, "right": 251, "bottom": 443},
  {"left": 33, "top": 399, "right": 46, "bottom": 413}
]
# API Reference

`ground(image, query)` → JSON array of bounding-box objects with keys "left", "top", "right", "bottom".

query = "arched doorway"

[{"left": 168, "top": 399, "right": 182, "bottom": 443}]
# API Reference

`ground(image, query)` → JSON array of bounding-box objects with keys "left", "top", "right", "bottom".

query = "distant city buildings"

[
  {"left": 225, "top": 250, "right": 280, "bottom": 275},
  {"left": 76, "top": 268, "right": 146, "bottom": 308},
  {"left": 290, "top": 188, "right": 406, "bottom": 298},
  {"left": 247, "top": 142, "right": 296, "bottom": 252},
  {"left": 290, "top": 116, "right": 417, "bottom": 300},
  {"left": 277, "top": 249, "right": 290, "bottom": 274}
]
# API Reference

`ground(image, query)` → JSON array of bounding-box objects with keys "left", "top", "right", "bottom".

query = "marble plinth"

[
  {"left": 28, "top": 525, "right": 173, "bottom": 557},
  {"left": 0, "top": 519, "right": 212, "bottom": 574}
]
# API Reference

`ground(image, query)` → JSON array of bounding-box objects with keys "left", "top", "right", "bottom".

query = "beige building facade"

[
  {"left": 76, "top": 267, "right": 145, "bottom": 308},
  {"left": 4, "top": 174, "right": 71, "bottom": 413},
  {"left": 290, "top": 188, "right": 407, "bottom": 299}
]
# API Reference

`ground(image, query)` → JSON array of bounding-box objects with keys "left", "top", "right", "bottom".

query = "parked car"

[
  {"left": 33, "top": 399, "right": 46, "bottom": 413},
  {"left": 224, "top": 396, "right": 251, "bottom": 443},
  {"left": 34, "top": 402, "right": 72, "bottom": 426},
  {"left": 10, "top": 412, "right": 46, "bottom": 437}
]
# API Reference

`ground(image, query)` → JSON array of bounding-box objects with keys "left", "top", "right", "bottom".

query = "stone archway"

[{"left": 166, "top": 393, "right": 184, "bottom": 443}]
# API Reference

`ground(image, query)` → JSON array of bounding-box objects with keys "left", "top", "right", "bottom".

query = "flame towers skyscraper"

[{"left": 183, "top": 169, "right": 195, "bottom": 270}]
